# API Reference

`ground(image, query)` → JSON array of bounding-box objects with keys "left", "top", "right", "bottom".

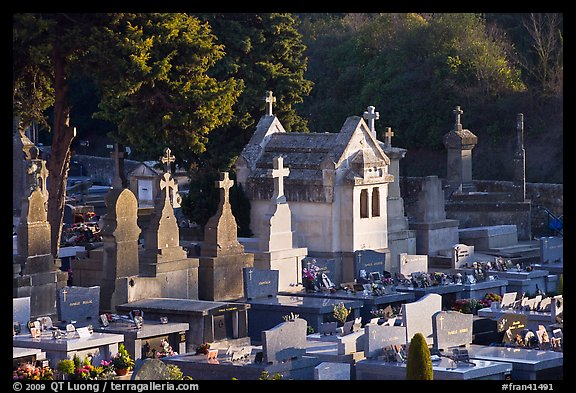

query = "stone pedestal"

[{"left": 199, "top": 172, "right": 254, "bottom": 301}]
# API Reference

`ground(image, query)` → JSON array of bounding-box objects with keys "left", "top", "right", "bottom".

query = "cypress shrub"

[{"left": 406, "top": 332, "right": 434, "bottom": 380}]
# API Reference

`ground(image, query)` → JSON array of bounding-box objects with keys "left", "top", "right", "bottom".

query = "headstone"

[
  {"left": 56, "top": 286, "right": 100, "bottom": 325},
  {"left": 539, "top": 237, "right": 563, "bottom": 263},
  {"left": 452, "top": 243, "right": 475, "bottom": 269},
  {"left": 472, "top": 318, "right": 499, "bottom": 345},
  {"left": 364, "top": 324, "right": 406, "bottom": 359},
  {"left": 199, "top": 172, "right": 254, "bottom": 301},
  {"left": 399, "top": 253, "right": 428, "bottom": 276},
  {"left": 243, "top": 267, "right": 279, "bottom": 300},
  {"left": 497, "top": 313, "right": 528, "bottom": 341},
  {"left": 401, "top": 293, "right": 442, "bottom": 345},
  {"left": 319, "top": 322, "right": 338, "bottom": 336},
  {"left": 432, "top": 311, "right": 473, "bottom": 351},
  {"left": 262, "top": 318, "right": 307, "bottom": 363},
  {"left": 99, "top": 186, "right": 142, "bottom": 312},
  {"left": 314, "top": 362, "right": 351, "bottom": 380},
  {"left": 131, "top": 358, "right": 171, "bottom": 380},
  {"left": 354, "top": 250, "right": 385, "bottom": 280},
  {"left": 500, "top": 292, "right": 517, "bottom": 309},
  {"left": 13, "top": 297, "right": 31, "bottom": 329}
]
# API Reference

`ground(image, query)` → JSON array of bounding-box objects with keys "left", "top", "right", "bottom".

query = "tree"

[
  {"left": 183, "top": 13, "right": 313, "bottom": 232},
  {"left": 13, "top": 13, "right": 241, "bottom": 257},
  {"left": 406, "top": 332, "right": 434, "bottom": 380}
]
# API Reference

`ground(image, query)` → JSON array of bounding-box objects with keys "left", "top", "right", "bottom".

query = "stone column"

[
  {"left": 443, "top": 106, "right": 478, "bottom": 195},
  {"left": 512, "top": 113, "right": 526, "bottom": 202}
]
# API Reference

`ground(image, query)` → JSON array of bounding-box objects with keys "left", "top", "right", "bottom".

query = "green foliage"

[
  {"left": 298, "top": 13, "right": 528, "bottom": 151},
  {"left": 56, "top": 359, "right": 75, "bottom": 376},
  {"left": 258, "top": 371, "right": 283, "bottom": 380},
  {"left": 166, "top": 364, "right": 185, "bottom": 380},
  {"left": 112, "top": 343, "right": 135, "bottom": 370},
  {"left": 406, "top": 333, "right": 433, "bottom": 380},
  {"left": 333, "top": 302, "right": 351, "bottom": 325}
]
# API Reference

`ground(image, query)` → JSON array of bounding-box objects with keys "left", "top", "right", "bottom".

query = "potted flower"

[
  {"left": 112, "top": 343, "right": 134, "bottom": 376},
  {"left": 195, "top": 343, "right": 211, "bottom": 355},
  {"left": 13, "top": 363, "right": 54, "bottom": 380}
]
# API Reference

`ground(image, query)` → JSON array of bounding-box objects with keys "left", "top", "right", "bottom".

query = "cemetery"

[{"left": 13, "top": 89, "right": 562, "bottom": 382}]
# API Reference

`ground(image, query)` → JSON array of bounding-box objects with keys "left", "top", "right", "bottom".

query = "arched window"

[
  {"left": 360, "top": 189, "right": 369, "bottom": 218},
  {"left": 372, "top": 187, "right": 380, "bottom": 217}
]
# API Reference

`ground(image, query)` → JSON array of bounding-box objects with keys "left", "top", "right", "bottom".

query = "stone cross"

[
  {"left": 264, "top": 90, "right": 276, "bottom": 116},
  {"left": 384, "top": 127, "right": 394, "bottom": 148},
  {"left": 453, "top": 106, "right": 464, "bottom": 131},
  {"left": 111, "top": 143, "right": 126, "bottom": 189},
  {"left": 161, "top": 147, "right": 175, "bottom": 174},
  {"left": 516, "top": 113, "right": 524, "bottom": 150},
  {"left": 26, "top": 146, "right": 49, "bottom": 198},
  {"left": 160, "top": 172, "right": 180, "bottom": 208},
  {"left": 216, "top": 171, "right": 234, "bottom": 205},
  {"left": 363, "top": 106, "right": 380, "bottom": 134},
  {"left": 270, "top": 156, "right": 290, "bottom": 204}
]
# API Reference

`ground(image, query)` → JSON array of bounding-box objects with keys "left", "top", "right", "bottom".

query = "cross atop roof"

[{"left": 264, "top": 90, "right": 276, "bottom": 116}]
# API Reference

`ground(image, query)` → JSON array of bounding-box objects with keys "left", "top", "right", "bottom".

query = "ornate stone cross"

[
  {"left": 264, "top": 90, "right": 276, "bottom": 116},
  {"left": 160, "top": 172, "right": 181, "bottom": 208},
  {"left": 270, "top": 156, "right": 290, "bottom": 204},
  {"left": 161, "top": 147, "right": 175, "bottom": 174},
  {"left": 216, "top": 171, "right": 234, "bottom": 205},
  {"left": 363, "top": 105, "right": 380, "bottom": 134},
  {"left": 384, "top": 127, "right": 395, "bottom": 148},
  {"left": 453, "top": 106, "right": 464, "bottom": 131}
]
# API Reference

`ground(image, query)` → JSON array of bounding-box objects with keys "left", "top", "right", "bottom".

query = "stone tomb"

[
  {"left": 56, "top": 286, "right": 100, "bottom": 327},
  {"left": 242, "top": 269, "right": 363, "bottom": 342},
  {"left": 467, "top": 345, "right": 563, "bottom": 380},
  {"left": 116, "top": 298, "right": 250, "bottom": 352},
  {"left": 13, "top": 296, "right": 31, "bottom": 329},
  {"left": 13, "top": 331, "right": 124, "bottom": 368},
  {"left": 161, "top": 317, "right": 321, "bottom": 380},
  {"left": 93, "top": 318, "right": 189, "bottom": 361},
  {"left": 458, "top": 225, "right": 518, "bottom": 251}
]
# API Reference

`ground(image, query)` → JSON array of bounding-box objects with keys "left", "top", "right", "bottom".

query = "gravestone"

[
  {"left": 451, "top": 243, "right": 475, "bottom": 269},
  {"left": 432, "top": 310, "right": 473, "bottom": 351},
  {"left": 139, "top": 148, "right": 199, "bottom": 300},
  {"left": 314, "top": 362, "right": 351, "bottom": 380},
  {"left": 401, "top": 293, "right": 442, "bottom": 345},
  {"left": 131, "top": 358, "right": 171, "bottom": 380},
  {"left": 539, "top": 237, "right": 563, "bottom": 263},
  {"left": 56, "top": 286, "right": 100, "bottom": 326},
  {"left": 100, "top": 185, "right": 142, "bottom": 312},
  {"left": 243, "top": 267, "right": 279, "bottom": 300},
  {"left": 253, "top": 156, "right": 308, "bottom": 291},
  {"left": 472, "top": 318, "right": 499, "bottom": 345},
  {"left": 364, "top": 324, "right": 406, "bottom": 359},
  {"left": 408, "top": 176, "right": 459, "bottom": 257},
  {"left": 500, "top": 292, "right": 518, "bottom": 309},
  {"left": 262, "top": 318, "right": 307, "bottom": 363},
  {"left": 354, "top": 250, "right": 385, "bottom": 280},
  {"left": 199, "top": 172, "right": 254, "bottom": 301},
  {"left": 13, "top": 297, "right": 31, "bottom": 329},
  {"left": 13, "top": 149, "right": 68, "bottom": 320},
  {"left": 399, "top": 253, "right": 428, "bottom": 276},
  {"left": 497, "top": 313, "right": 528, "bottom": 342}
]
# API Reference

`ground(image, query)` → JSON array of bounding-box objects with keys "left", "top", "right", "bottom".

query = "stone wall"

[
  {"left": 71, "top": 155, "right": 141, "bottom": 185},
  {"left": 401, "top": 177, "right": 563, "bottom": 239}
]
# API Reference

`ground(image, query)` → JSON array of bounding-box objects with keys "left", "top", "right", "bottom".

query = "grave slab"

[
  {"left": 468, "top": 344, "right": 563, "bottom": 380},
  {"left": 355, "top": 357, "right": 512, "bottom": 380},
  {"left": 12, "top": 331, "right": 124, "bottom": 368}
]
